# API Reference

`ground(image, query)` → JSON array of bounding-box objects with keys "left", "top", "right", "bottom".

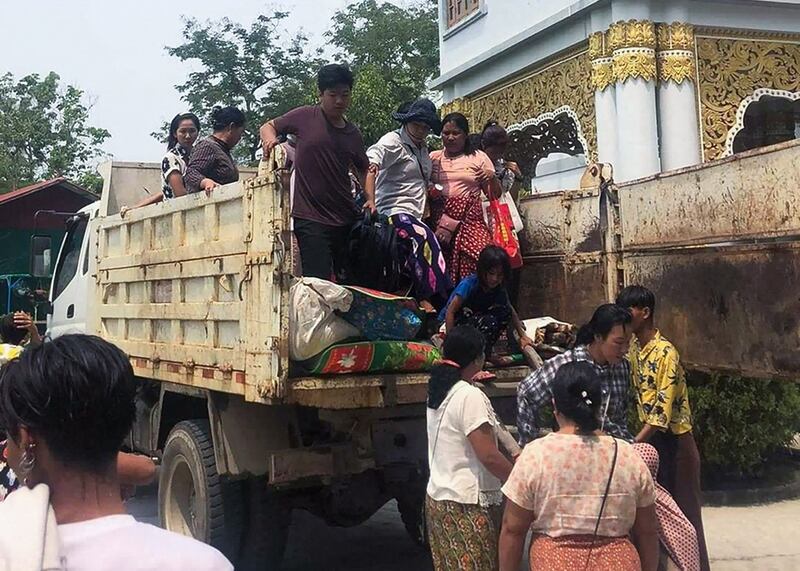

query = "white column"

[
  {"left": 658, "top": 82, "right": 701, "bottom": 170},
  {"left": 615, "top": 79, "right": 660, "bottom": 180},
  {"left": 595, "top": 89, "right": 618, "bottom": 165},
  {"left": 657, "top": 23, "right": 701, "bottom": 170},
  {"left": 590, "top": 31, "right": 618, "bottom": 166},
  {"left": 609, "top": 19, "right": 661, "bottom": 182}
]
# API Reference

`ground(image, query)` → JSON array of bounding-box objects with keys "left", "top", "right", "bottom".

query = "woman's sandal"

[{"left": 471, "top": 370, "right": 497, "bottom": 383}]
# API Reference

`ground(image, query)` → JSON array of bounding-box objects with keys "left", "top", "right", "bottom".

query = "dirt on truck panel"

[{"left": 518, "top": 140, "right": 800, "bottom": 381}]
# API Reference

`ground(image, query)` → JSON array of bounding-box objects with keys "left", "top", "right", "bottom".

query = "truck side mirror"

[{"left": 30, "top": 235, "right": 53, "bottom": 278}]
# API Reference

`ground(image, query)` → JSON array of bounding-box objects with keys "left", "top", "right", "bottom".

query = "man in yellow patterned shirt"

[{"left": 617, "top": 286, "right": 710, "bottom": 571}]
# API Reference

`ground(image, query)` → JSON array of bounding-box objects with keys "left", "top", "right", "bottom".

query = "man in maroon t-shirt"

[{"left": 261, "top": 64, "right": 371, "bottom": 281}]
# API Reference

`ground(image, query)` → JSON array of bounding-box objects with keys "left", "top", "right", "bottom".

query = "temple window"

[{"left": 446, "top": 0, "right": 481, "bottom": 28}]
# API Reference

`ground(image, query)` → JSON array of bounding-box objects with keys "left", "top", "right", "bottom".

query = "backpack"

[{"left": 348, "top": 211, "right": 408, "bottom": 293}]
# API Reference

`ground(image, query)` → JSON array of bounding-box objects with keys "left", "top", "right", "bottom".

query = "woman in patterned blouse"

[{"left": 121, "top": 113, "right": 200, "bottom": 215}]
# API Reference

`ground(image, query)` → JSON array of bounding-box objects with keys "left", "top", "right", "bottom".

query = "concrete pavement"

[{"left": 128, "top": 488, "right": 800, "bottom": 570}]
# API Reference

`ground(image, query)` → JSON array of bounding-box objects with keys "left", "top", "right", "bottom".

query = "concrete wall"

[{"left": 439, "top": 0, "right": 577, "bottom": 73}]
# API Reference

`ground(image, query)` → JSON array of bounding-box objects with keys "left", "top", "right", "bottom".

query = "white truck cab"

[{"left": 47, "top": 203, "right": 99, "bottom": 338}]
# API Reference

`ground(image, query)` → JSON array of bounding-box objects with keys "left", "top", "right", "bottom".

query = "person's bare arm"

[
  {"left": 467, "top": 423, "right": 513, "bottom": 482},
  {"left": 631, "top": 504, "right": 659, "bottom": 571},
  {"left": 13, "top": 312, "right": 40, "bottom": 345},
  {"left": 444, "top": 295, "right": 464, "bottom": 335},
  {"left": 167, "top": 172, "right": 188, "bottom": 197},
  {"left": 635, "top": 423, "right": 660, "bottom": 443},
  {"left": 260, "top": 121, "right": 280, "bottom": 156},
  {"left": 511, "top": 307, "right": 533, "bottom": 348},
  {"left": 486, "top": 175, "right": 502, "bottom": 200},
  {"left": 499, "top": 499, "right": 535, "bottom": 571},
  {"left": 362, "top": 164, "right": 377, "bottom": 214}
]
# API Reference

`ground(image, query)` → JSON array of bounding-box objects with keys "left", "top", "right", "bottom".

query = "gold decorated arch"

[
  {"left": 697, "top": 30, "right": 800, "bottom": 162},
  {"left": 460, "top": 50, "right": 597, "bottom": 161}
]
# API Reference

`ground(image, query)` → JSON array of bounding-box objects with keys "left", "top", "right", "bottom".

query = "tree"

[
  {"left": 165, "top": 13, "right": 324, "bottom": 163},
  {"left": 327, "top": 0, "right": 439, "bottom": 145},
  {"left": 0, "top": 72, "right": 110, "bottom": 193}
]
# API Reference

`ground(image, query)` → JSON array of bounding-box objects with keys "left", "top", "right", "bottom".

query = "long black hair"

[
  {"left": 166, "top": 112, "right": 200, "bottom": 150},
  {"left": 0, "top": 334, "right": 137, "bottom": 474},
  {"left": 427, "top": 325, "right": 484, "bottom": 409},
  {"left": 552, "top": 361, "right": 602, "bottom": 432},
  {"left": 476, "top": 245, "right": 511, "bottom": 290},
  {"left": 441, "top": 112, "right": 477, "bottom": 155},
  {"left": 575, "top": 303, "right": 632, "bottom": 346}
]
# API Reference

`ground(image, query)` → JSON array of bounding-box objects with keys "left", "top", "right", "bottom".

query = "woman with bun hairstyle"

[
  {"left": 185, "top": 106, "right": 246, "bottom": 194},
  {"left": 425, "top": 325, "right": 518, "bottom": 571},
  {"left": 500, "top": 361, "right": 659, "bottom": 571}
]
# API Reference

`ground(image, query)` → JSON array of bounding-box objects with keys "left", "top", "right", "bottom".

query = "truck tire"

[
  {"left": 237, "top": 477, "right": 291, "bottom": 571},
  {"left": 159, "top": 420, "right": 244, "bottom": 561}
]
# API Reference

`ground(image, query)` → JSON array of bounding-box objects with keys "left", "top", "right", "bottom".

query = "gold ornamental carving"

[
  {"left": 592, "top": 58, "right": 614, "bottom": 91},
  {"left": 589, "top": 31, "right": 610, "bottom": 59},
  {"left": 469, "top": 51, "right": 597, "bottom": 161},
  {"left": 590, "top": 31, "right": 614, "bottom": 91},
  {"left": 613, "top": 48, "right": 657, "bottom": 83},
  {"left": 609, "top": 20, "right": 657, "bottom": 84},
  {"left": 608, "top": 20, "right": 657, "bottom": 51},
  {"left": 696, "top": 36, "right": 800, "bottom": 161},
  {"left": 657, "top": 52, "right": 695, "bottom": 84},
  {"left": 657, "top": 22, "right": 695, "bottom": 51},
  {"left": 656, "top": 23, "right": 696, "bottom": 85},
  {"left": 441, "top": 97, "right": 473, "bottom": 125}
]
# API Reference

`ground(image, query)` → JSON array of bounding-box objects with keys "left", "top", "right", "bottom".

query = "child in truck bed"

[{"left": 439, "top": 245, "right": 532, "bottom": 365}]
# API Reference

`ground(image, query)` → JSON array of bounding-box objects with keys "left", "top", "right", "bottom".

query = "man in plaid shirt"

[{"left": 517, "top": 305, "right": 634, "bottom": 445}]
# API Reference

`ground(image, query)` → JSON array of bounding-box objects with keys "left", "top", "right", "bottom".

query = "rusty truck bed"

[{"left": 288, "top": 366, "right": 527, "bottom": 409}]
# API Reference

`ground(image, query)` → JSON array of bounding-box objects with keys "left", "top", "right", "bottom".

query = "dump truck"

[
  {"left": 38, "top": 157, "right": 525, "bottom": 569},
  {"left": 40, "top": 139, "right": 800, "bottom": 568}
]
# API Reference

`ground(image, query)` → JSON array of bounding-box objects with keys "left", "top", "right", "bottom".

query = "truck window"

[{"left": 52, "top": 217, "right": 88, "bottom": 300}]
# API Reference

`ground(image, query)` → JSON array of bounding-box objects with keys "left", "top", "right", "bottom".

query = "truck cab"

[{"left": 47, "top": 204, "right": 99, "bottom": 338}]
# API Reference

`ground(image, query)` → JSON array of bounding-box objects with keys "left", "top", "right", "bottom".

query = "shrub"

[{"left": 688, "top": 373, "right": 800, "bottom": 479}]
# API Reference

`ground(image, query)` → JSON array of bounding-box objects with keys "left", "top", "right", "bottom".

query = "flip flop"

[{"left": 471, "top": 370, "right": 497, "bottom": 383}]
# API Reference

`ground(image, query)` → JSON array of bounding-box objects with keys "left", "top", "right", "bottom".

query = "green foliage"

[
  {"left": 689, "top": 374, "right": 800, "bottom": 478},
  {"left": 165, "top": 13, "right": 323, "bottom": 163},
  {"left": 327, "top": 0, "right": 440, "bottom": 146},
  {"left": 0, "top": 72, "right": 110, "bottom": 193}
]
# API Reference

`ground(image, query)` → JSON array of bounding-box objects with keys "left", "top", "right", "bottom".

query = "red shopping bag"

[{"left": 488, "top": 197, "right": 523, "bottom": 269}]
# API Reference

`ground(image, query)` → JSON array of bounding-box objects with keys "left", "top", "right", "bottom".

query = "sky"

[{"left": 1, "top": 0, "right": 404, "bottom": 162}]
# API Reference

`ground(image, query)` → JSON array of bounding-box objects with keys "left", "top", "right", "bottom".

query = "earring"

[{"left": 18, "top": 443, "right": 36, "bottom": 486}]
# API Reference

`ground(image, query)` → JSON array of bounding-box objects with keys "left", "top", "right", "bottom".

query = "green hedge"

[{"left": 688, "top": 374, "right": 800, "bottom": 478}]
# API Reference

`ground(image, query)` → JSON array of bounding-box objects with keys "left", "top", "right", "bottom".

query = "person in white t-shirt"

[
  {"left": 0, "top": 334, "right": 232, "bottom": 571},
  {"left": 425, "top": 325, "right": 516, "bottom": 571}
]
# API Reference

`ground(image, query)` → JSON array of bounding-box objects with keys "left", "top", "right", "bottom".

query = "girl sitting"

[{"left": 440, "top": 245, "right": 533, "bottom": 366}]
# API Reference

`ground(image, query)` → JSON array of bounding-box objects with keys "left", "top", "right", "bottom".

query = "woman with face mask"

[{"left": 364, "top": 98, "right": 451, "bottom": 311}]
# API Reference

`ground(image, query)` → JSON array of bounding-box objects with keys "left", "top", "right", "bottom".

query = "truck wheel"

[
  {"left": 237, "top": 477, "right": 291, "bottom": 571},
  {"left": 159, "top": 420, "right": 244, "bottom": 561}
]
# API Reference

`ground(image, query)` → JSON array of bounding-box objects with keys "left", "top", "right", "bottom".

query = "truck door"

[{"left": 49, "top": 213, "right": 91, "bottom": 337}]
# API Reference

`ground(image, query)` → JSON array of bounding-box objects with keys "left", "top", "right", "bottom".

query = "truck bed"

[{"left": 289, "top": 366, "right": 527, "bottom": 409}]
